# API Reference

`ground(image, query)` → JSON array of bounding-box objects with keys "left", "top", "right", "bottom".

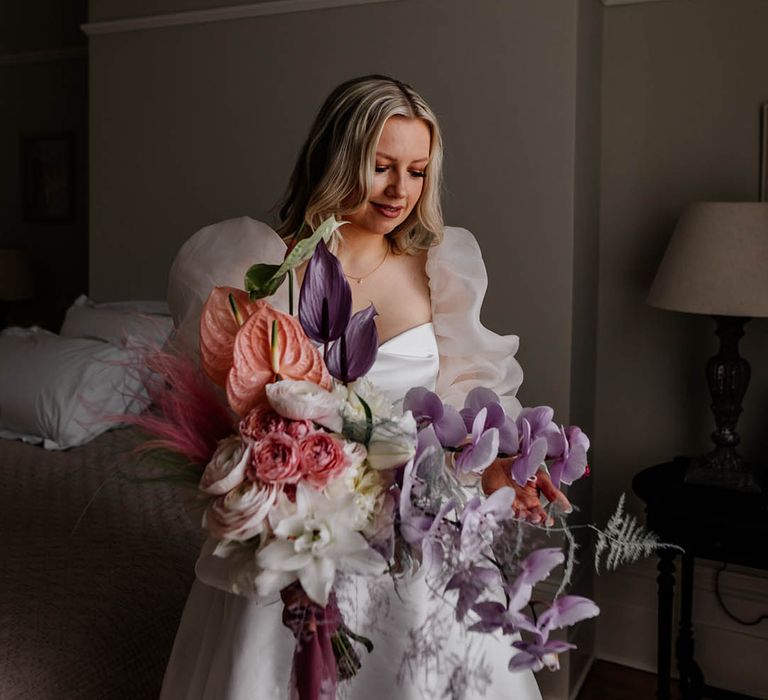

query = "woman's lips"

[{"left": 371, "top": 202, "right": 403, "bottom": 219}]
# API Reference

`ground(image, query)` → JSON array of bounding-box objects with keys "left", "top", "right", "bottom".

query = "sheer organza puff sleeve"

[
  {"left": 428, "top": 227, "right": 523, "bottom": 418},
  {"left": 167, "top": 217, "right": 289, "bottom": 354},
  {"left": 166, "top": 219, "right": 523, "bottom": 415}
]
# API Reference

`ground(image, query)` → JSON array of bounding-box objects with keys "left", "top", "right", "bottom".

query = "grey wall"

[
  {"left": 596, "top": 1, "right": 768, "bottom": 694},
  {"left": 597, "top": 0, "right": 768, "bottom": 517},
  {"left": 0, "top": 1, "right": 88, "bottom": 321},
  {"left": 88, "top": 0, "right": 594, "bottom": 426}
]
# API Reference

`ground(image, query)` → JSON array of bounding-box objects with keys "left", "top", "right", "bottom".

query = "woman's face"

[{"left": 345, "top": 116, "right": 431, "bottom": 238}]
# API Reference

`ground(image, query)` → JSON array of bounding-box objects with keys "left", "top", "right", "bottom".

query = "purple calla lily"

[
  {"left": 326, "top": 305, "right": 378, "bottom": 383},
  {"left": 404, "top": 387, "right": 467, "bottom": 448},
  {"left": 548, "top": 426, "right": 590, "bottom": 488},
  {"left": 298, "top": 240, "right": 352, "bottom": 344}
]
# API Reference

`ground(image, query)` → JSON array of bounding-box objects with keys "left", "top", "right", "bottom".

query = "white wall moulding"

[
  {"left": 0, "top": 47, "right": 87, "bottom": 66},
  {"left": 81, "top": 0, "right": 402, "bottom": 35},
  {"left": 601, "top": 0, "right": 670, "bottom": 6}
]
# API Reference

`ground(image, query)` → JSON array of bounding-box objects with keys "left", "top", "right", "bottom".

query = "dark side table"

[{"left": 633, "top": 458, "right": 768, "bottom": 700}]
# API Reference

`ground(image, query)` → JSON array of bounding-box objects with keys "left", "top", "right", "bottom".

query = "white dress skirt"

[{"left": 160, "top": 219, "right": 540, "bottom": 700}]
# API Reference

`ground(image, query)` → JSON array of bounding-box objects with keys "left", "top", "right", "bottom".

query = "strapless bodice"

[{"left": 365, "top": 322, "right": 439, "bottom": 403}]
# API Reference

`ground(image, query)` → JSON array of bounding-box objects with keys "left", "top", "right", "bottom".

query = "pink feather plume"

[{"left": 125, "top": 351, "right": 234, "bottom": 467}]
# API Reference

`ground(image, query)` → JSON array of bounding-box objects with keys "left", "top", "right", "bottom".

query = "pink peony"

[
  {"left": 203, "top": 480, "right": 278, "bottom": 541},
  {"left": 285, "top": 419, "right": 315, "bottom": 440},
  {"left": 249, "top": 433, "right": 302, "bottom": 484},
  {"left": 299, "top": 433, "right": 347, "bottom": 489},
  {"left": 239, "top": 406, "right": 286, "bottom": 441}
]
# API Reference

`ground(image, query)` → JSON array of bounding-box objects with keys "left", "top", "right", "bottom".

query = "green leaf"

[
  {"left": 354, "top": 392, "right": 374, "bottom": 446},
  {"left": 244, "top": 263, "right": 286, "bottom": 300},
  {"left": 275, "top": 216, "right": 344, "bottom": 278}
]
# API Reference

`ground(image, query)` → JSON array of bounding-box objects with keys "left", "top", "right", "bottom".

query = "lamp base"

[{"left": 685, "top": 448, "right": 761, "bottom": 492}]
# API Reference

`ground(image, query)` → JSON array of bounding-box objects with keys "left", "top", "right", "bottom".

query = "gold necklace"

[{"left": 343, "top": 247, "right": 389, "bottom": 285}]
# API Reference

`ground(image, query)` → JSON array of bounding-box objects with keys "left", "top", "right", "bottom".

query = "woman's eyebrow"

[{"left": 375, "top": 152, "right": 430, "bottom": 164}]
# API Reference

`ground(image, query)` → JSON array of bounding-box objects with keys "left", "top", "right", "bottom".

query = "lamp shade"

[
  {"left": 0, "top": 249, "right": 34, "bottom": 301},
  {"left": 647, "top": 202, "right": 768, "bottom": 317}
]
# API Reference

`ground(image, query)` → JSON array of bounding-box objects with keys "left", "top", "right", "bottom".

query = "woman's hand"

[{"left": 481, "top": 457, "right": 571, "bottom": 526}]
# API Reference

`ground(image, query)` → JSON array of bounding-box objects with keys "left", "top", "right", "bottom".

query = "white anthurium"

[
  {"left": 255, "top": 483, "right": 386, "bottom": 605},
  {"left": 366, "top": 411, "right": 418, "bottom": 470},
  {"left": 265, "top": 380, "right": 343, "bottom": 432}
]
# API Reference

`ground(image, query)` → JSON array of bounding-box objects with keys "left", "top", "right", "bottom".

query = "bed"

[
  {"left": 0, "top": 297, "right": 204, "bottom": 699},
  {"left": 0, "top": 427, "right": 204, "bottom": 699}
]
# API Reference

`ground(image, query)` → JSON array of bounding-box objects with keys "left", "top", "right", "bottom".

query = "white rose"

[
  {"left": 266, "top": 380, "right": 343, "bottom": 432},
  {"left": 366, "top": 411, "right": 418, "bottom": 470},
  {"left": 199, "top": 436, "right": 251, "bottom": 495}
]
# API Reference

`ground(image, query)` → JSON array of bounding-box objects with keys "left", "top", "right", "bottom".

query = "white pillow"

[
  {"left": 60, "top": 295, "right": 173, "bottom": 348},
  {"left": 0, "top": 327, "right": 149, "bottom": 450}
]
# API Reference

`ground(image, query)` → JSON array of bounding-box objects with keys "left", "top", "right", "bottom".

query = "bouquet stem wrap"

[{"left": 282, "top": 585, "right": 343, "bottom": 700}]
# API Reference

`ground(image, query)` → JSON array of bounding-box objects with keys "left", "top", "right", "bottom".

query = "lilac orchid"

[
  {"left": 459, "top": 486, "right": 516, "bottom": 554},
  {"left": 508, "top": 595, "right": 599, "bottom": 672},
  {"left": 509, "top": 417, "right": 549, "bottom": 485},
  {"left": 548, "top": 426, "right": 590, "bottom": 489},
  {"left": 403, "top": 387, "right": 467, "bottom": 448},
  {"left": 298, "top": 240, "right": 351, "bottom": 344},
  {"left": 469, "top": 548, "right": 563, "bottom": 637},
  {"left": 454, "top": 407, "right": 500, "bottom": 475},
  {"left": 398, "top": 437, "right": 458, "bottom": 574},
  {"left": 516, "top": 406, "right": 564, "bottom": 458},
  {"left": 445, "top": 565, "right": 502, "bottom": 621},
  {"left": 460, "top": 388, "right": 519, "bottom": 455}
]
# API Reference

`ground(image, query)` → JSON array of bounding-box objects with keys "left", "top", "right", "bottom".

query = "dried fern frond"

[{"left": 594, "top": 493, "right": 679, "bottom": 572}]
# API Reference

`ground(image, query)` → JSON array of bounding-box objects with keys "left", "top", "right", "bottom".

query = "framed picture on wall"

[
  {"left": 761, "top": 103, "right": 768, "bottom": 202},
  {"left": 22, "top": 133, "right": 75, "bottom": 222}
]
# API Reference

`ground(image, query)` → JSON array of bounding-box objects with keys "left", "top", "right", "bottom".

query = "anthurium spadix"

[{"left": 298, "top": 239, "right": 352, "bottom": 345}]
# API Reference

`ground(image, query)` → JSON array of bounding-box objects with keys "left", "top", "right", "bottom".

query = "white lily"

[{"left": 256, "top": 483, "right": 386, "bottom": 605}]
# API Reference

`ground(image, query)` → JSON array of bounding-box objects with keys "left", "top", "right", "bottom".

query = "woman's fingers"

[
  {"left": 481, "top": 460, "right": 570, "bottom": 526},
  {"left": 535, "top": 470, "right": 572, "bottom": 514}
]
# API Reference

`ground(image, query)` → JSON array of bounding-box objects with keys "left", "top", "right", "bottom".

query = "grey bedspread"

[{"left": 0, "top": 428, "right": 205, "bottom": 699}]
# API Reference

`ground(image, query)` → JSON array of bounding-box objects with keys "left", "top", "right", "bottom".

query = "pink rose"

[
  {"left": 299, "top": 433, "right": 347, "bottom": 489},
  {"left": 203, "top": 481, "right": 278, "bottom": 541},
  {"left": 285, "top": 419, "right": 315, "bottom": 440},
  {"left": 249, "top": 433, "right": 302, "bottom": 484},
  {"left": 239, "top": 406, "right": 286, "bottom": 441}
]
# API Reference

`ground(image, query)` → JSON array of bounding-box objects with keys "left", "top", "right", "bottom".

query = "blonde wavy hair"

[{"left": 276, "top": 75, "right": 444, "bottom": 254}]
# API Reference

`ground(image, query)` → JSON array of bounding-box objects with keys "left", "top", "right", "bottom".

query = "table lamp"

[
  {"left": 0, "top": 248, "right": 34, "bottom": 328},
  {"left": 647, "top": 202, "right": 768, "bottom": 492}
]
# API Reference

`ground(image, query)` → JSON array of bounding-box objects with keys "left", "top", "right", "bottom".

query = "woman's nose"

[{"left": 386, "top": 170, "right": 407, "bottom": 199}]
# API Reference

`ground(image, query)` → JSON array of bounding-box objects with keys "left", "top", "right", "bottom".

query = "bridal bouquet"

[{"left": 134, "top": 218, "right": 657, "bottom": 700}]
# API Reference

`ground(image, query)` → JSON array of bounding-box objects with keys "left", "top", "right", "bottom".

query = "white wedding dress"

[{"left": 160, "top": 218, "right": 540, "bottom": 700}]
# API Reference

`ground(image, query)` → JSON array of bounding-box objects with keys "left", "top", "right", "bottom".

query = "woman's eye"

[
  {"left": 409, "top": 170, "right": 426, "bottom": 178},
  {"left": 374, "top": 165, "right": 388, "bottom": 173}
]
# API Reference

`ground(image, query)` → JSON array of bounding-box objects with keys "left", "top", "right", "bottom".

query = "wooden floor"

[{"left": 577, "top": 660, "right": 681, "bottom": 700}]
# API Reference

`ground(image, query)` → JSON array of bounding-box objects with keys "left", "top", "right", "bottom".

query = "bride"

[{"left": 162, "top": 75, "right": 564, "bottom": 699}]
